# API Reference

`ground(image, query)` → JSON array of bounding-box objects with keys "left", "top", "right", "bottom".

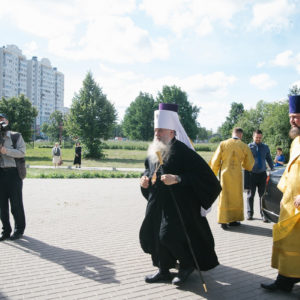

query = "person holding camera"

[{"left": 0, "top": 113, "right": 26, "bottom": 241}]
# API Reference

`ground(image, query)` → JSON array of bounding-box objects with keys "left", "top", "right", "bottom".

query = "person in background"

[
  {"left": 245, "top": 130, "right": 274, "bottom": 222},
  {"left": 73, "top": 142, "right": 82, "bottom": 168},
  {"left": 209, "top": 127, "right": 254, "bottom": 230},
  {"left": 52, "top": 142, "right": 62, "bottom": 168},
  {"left": 0, "top": 113, "right": 26, "bottom": 241},
  {"left": 274, "top": 147, "right": 285, "bottom": 167}
]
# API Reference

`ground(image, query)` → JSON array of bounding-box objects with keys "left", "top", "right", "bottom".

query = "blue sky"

[{"left": 1, "top": 0, "right": 300, "bottom": 131}]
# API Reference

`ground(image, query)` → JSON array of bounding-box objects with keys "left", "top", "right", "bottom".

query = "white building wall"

[
  {"left": 0, "top": 45, "right": 27, "bottom": 99},
  {"left": 54, "top": 68, "right": 64, "bottom": 112},
  {"left": 27, "top": 57, "right": 41, "bottom": 126}
]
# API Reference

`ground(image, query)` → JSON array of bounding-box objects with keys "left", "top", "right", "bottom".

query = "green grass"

[
  {"left": 26, "top": 168, "right": 141, "bottom": 179},
  {"left": 25, "top": 147, "right": 147, "bottom": 168},
  {"left": 25, "top": 141, "right": 214, "bottom": 179},
  {"left": 25, "top": 146, "right": 213, "bottom": 167}
]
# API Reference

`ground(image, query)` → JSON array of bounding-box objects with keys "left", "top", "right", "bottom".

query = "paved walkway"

[{"left": 0, "top": 179, "right": 299, "bottom": 300}]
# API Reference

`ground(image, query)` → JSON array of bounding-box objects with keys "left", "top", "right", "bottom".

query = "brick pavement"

[{"left": 0, "top": 179, "right": 299, "bottom": 300}]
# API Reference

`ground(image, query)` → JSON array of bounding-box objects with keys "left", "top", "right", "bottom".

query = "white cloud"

[
  {"left": 251, "top": 0, "right": 295, "bottom": 31},
  {"left": 139, "top": 0, "right": 245, "bottom": 36},
  {"left": 271, "top": 50, "right": 300, "bottom": 74},
  {"left": 272, "top": 50, "right": 294, "bottom": 66},
  {"left": 85, "top": 65, "right": 237, "bottom": 130},
  {"left": 1, "top": 0, "right": 169, "bottom": 63},
  {"left": 257, "top": 61, "right": 266, "bottom": 68},
  {"left": 250, "top": 73, "right": 277, "bottom": 90}
]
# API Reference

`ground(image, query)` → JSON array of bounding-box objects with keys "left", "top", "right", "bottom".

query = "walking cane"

[{"left": 156, "top": 151, "right": 208, "bottom": 293}]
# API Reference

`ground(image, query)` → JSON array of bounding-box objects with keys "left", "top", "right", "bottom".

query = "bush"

[
  {"left": 27, "top": 170, "right": 141, "bottom": 179},
  {"left": 194, "top": 145, "right": 211, "bottom": 152}
]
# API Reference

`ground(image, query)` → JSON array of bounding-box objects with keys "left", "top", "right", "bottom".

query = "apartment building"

[
  {"left": 0, "top": 45, "right": 27, "bottom": 99},
  {"left": 0, "top": 44, "right": 64, "bottom": 133}
]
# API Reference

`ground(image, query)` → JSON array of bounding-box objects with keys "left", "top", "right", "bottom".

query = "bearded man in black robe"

[{"left": 139, "top": 103, "right": 221, "bottom": 285}]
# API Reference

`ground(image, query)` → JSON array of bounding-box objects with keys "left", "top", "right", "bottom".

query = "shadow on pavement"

[
  {"left": 178, "top": 264, "right": 300, "bottom": 300},
  {"left": 225, "top": 223, "right": 273, "bottom": 237},
  {"left": 0, "top": 291, "right": 8, "bottom": 300},
  {"left": 8, "top": 236, "right": 120, "bottom": 284}
]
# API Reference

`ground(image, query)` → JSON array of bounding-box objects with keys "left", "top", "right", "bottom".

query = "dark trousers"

[
  {"left": 276, "top": 273, "right": 300, "bottom": 291},
  {"left": 0, "top": 168, "right": 26, "bottom": 235},
  {"left": 157, "top": 223, "right": 194, "bottom": 270},
  {"left": 246, "top": 171, "right": 267, "bottom": 217}
]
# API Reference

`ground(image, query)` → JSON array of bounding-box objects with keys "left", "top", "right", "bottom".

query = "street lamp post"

[{"left": 59, "top": 121, "right": 63, "bottom": 145}]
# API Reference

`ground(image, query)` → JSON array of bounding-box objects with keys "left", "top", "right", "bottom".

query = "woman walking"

[{"left": 73, "top": 142, "right": 82, "bottom": 168}]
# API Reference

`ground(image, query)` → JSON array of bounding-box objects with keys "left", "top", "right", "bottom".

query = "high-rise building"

[
  {"left": 0, "top": 45, "right": 27, "bottom": 99},
  {"left": 0, "top": 44, "right": 65, "bottom": 134},
  {"left": 54, "top": 67, "right": 64, "bottom": 112}
]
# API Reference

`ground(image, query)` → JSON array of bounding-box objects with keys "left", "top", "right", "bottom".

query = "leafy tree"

[
  {"left": 235, "top": 100, "right": 267, "bottom": 143},
  {"left": 66, "top": 72, "right": 117, "bottom": 158},
  {"left": 209, "top": 135, "right": 222, "bottom": 143},
  {"left": 197, "top": 126, "right": 212, "bottom": 141},
  {"left": 112, "top": 123, "right": 124, "bottom": 138},
  {"left": 289, "top": 85, "right": 300, "bottom": 96},
  {"left": 260, "top": 100, "right": 290, "bottom": 158},
  {"left": 156, "top": 85, "right": 200, "bottom": 140},
  {"left": 122, "top": 92, "right": 155, "bottom": 141},
  {"left": 0, "top": 94, "right": 38, "bottom": 142},
  {"left": 41, "top": 110, "right": 68, "bottom": 143},
  {"left": 218, "top": 102, "right": 244, "bottom": 139}
]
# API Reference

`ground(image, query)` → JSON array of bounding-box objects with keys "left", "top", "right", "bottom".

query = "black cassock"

[
  {"left": 73, "top": 146, "right": 82, "bottom": 165},
  {"left": 139, "top": 138, "right": 221, "bottom": 271}
]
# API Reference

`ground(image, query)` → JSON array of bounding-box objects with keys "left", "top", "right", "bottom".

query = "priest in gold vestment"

[
  {"left": 209, "top": 127, "right": 254, "bottom": 229},
  {"left": 261, "top": 95, "right": 300, "bottom": 293}
]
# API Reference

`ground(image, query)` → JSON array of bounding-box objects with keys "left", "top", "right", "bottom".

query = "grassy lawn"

[
  {"left": 25, "top": 147, "right": 147, "bottom": 168},
  {"left": 26, "top": 145, "right": 213, "bottom": 168}
]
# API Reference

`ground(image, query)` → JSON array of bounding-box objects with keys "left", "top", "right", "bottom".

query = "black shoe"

[
  {"left": 0, "top": 233, "right": 11, "bottom": 241},
  {"left": 262, "top": 217, "right": 270, "bottom": 223},
  {"left": 229, "top": 221, "right": 241, "bottom": 226},
  {"left": 10, "top": 232, "right": 23, "bottom": 240},
  {"left": 247, "top": 216, "right": 253, "bottom": 220},
  {"left": 172, "top": 267, "right": 194, "bottom": 286},
  {"left": 261, "top": 282, "right": 292, "bottom": 292},
  {"left": 145, "top": 270, "right": 172, "bottom": 283},
  {"left": 221, "top": 224, "right": 228, "bottom": 229}
]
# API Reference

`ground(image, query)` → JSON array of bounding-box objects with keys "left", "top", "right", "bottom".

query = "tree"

[
  {"left": 235, "top": 100, "right": 267, "bottom": 143},
  {"left": 113, "top": 123, "right": 124, "bottom": 138},
  {"left": 41, "top": 110, "right": 68, "bottom": 142},
  {"left": 122, "top": 92, "right": 155, "bottom": 141},
  {"left": 218, "top": 102, "right": 244, "bottom": 139},
  {"left": 289, "top": 85, "right": 300, "bottom": 96},
  {"left": 0, "top": 95, "right": 38, "bottom": 142},
  {"left": 66, "top": 72, "right": 117, "bottom": 158},
  {"left": 260, "top": 100, "right": 290, "bottom": 158},
  {"left": 197, "top": 126, "right": 212, "bottom": 141},
  {"left": 156, "top": 85, "right": 200, "bottom": 140}
]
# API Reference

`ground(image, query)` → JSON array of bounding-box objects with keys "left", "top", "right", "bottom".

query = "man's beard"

[
  {"left": 147, "top": 138, "right": 172, "bottom": 164},
  {"left": 289, "top": 126, "right": 300, "bottom": 139}
]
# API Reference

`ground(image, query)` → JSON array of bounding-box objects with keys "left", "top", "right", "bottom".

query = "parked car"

[{"left": 261, "top": 167, "right": 285, "bottom": 223}]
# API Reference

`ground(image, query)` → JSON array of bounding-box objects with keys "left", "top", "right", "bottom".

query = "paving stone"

[{"left": 0, "top": 179, "right": 299, "bottom": 299}]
